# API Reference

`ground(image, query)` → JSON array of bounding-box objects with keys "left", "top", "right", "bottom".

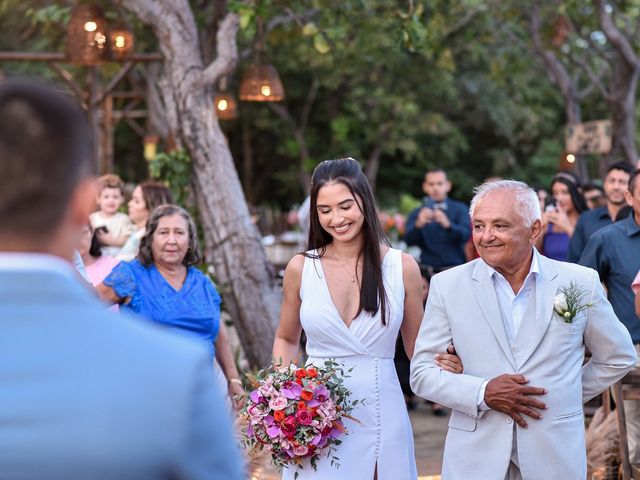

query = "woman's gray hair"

[
  {"left": 469, "top": 180, "right": 541, "bottom": 227},
  {"left": 137, "top": 204, "right": 201, "bottom": 267}
]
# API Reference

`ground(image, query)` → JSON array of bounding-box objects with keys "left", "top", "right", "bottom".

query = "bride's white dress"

[{"left": 283, "top": 248, "right": 417, "bottom": 480}]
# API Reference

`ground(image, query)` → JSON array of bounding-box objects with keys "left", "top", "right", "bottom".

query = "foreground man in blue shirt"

[
  {"left": 0, "top": 80, "right": 244, "bottom": 480},
  {"left": 568, "top": 161, "right": 634, "bottom": 262},
  {"left": 404, "top": 168, "right": 470, "bottom": 272},
  {"left": 579, "top": 168, "right": 640, "bottom": 465}
]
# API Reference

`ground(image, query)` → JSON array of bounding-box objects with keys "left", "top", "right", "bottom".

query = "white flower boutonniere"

[{"left": 553, "top": 281, "right": 594, "bottom": 323}]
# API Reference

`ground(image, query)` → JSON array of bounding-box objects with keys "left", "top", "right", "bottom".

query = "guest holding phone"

[
  {"left": 404, "top": 168, "right": 470, "bottom": 273},
  {"left": 536, "top": 172, "right": 586, "bottom": 261}
]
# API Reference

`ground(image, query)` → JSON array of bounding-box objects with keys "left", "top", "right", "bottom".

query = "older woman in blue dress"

[{"left": 97, "top": 204, "right": 244, "bottom": 404}]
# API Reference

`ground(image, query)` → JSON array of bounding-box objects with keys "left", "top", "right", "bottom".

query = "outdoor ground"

[{"left": 249, "top": 400, "right": 449, "bottom": 479}]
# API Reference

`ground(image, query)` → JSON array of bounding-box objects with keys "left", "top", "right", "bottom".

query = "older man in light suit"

[
  {"left": 0, "top": 81, "right": 244, "bottom": 479},
  {"left": 410, "top": 180, "right": 637, "bottom": 479}
]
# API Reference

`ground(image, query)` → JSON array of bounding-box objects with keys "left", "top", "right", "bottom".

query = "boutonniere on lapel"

[{"left": 553, "top": 281, "right": 595, "bottom": 323}]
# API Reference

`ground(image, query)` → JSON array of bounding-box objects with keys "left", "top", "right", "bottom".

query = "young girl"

[
  {"left": 90, "top": 174, "right": 134, "bottom": 256},
  {"left": 273, "top": 158, "right": 462, "bottom": 480}
]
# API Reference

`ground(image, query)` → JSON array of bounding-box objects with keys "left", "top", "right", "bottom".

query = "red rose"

[
  {"left": 306, "top": 367, "right": 318, "bottom": 378},
  {"left": 300, "top": 390, "right": 313, "bottom": 401},
  {"left": 309, "top": 407, "right": 318, "bottom": 417},
  {"left": 274, "top": 410, "right": 285, "bottom": 422},
  {"left": 297, "top": 401, "right": 306, "bottom": 410},
  {"left": 295, "top": 378, "right": 303, "bottom": 386},
  {"left": 295, "top": 409, "right": 313, "bottom": 426},
  {"left": 282, "top": 415, "right": 297, "bottom": 438},
  {"left": 295, "top": 368, "right": 307, "bottom": 379}
]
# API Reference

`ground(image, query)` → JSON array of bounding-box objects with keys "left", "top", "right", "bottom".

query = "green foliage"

[
  {"left": 148, "top": 149, "right": 193, "bottom": 206},
  {"left": 1, "top": 0, "right": 593, "bottom": 210}
]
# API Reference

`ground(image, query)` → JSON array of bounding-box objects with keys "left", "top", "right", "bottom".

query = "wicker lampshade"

[
  {"left": 214, "top": 92, "right": 238, "bottom": 120},
  {"left": 239, "top": 64, "right": 285, "bottom": 102},
  {"left": 110, "top": 24, "right": 134, "bottom": 60},
  {"left": 65, "top": 5, "right": 110, "bottom": 65}
]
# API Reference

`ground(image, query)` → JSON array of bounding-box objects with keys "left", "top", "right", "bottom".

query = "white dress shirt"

[{"left": 476, "top": 249, "right": 541, "bottom": 409}]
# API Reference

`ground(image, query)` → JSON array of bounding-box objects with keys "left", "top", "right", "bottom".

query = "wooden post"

[{"left": 101, "top": 95, "right": 114, "bottom": 173}]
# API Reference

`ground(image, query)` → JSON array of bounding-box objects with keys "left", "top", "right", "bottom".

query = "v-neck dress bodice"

[
  {"left": 104, "top": 260, "right": 221, "bottom": 357},
  {"left": 283, "top": 248, "right": 417, "bottom": 480}
]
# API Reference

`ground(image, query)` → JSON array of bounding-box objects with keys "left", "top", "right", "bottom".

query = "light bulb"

[
  {"left": 115, "top": 35, "right": 126, "bottom": 48},
  {"left": 84, "top": 21, "right": 97, "bottom": 32},
  {"left": 260, "top": 85, "right": 271, "bottom": 97},
  {"left": 217, "top": 99, "right": 228, "bottom": 111},
  {"left": 566, "top": 154, "right": 576, "bottom": 164}
]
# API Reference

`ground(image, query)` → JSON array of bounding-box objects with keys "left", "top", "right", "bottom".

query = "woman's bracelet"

[{"left": 228, "top": 378, "right": 243, "bottom": 386}]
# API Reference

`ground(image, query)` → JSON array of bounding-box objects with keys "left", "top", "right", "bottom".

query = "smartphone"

[{"left": 544, "top": 198, "right": 557, "bottom": 213}]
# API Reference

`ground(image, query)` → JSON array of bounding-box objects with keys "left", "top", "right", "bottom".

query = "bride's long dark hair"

[{"left": 306, "top": 158, "right": 390, "bottom": 325}]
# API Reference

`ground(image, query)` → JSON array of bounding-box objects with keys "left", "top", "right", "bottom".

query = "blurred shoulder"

[
  {"left": 91, "top": 307, "right": 210, "bottom": 366},
  {"left": 448, "top": 198, "right": 469, "bottom": 210}
]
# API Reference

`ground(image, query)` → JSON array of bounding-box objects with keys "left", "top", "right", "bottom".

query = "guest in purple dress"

[
  {"left": 97, "top": 204, "right": 245, "bottom": 407},
  {"left": 537, "top": 172, "right": 586, "bottom": 261}
]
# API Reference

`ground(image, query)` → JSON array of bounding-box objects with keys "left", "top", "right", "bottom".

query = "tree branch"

[
  {"left": 267, "top": 102, "right": 295, "bottom": 126},
  {"left": 595, "top": 0, "right": 639, "bottom": 69},
  {"left": 528, "top": 5, "right": 574, "bottom": 100},
  {"left": 569, "top": 53, "right": 612, "bottom": 101},
  {"left": 197, "top": 13, "right": 239, "bottom": 89},
  {"left": 300, "top": 78, "right": 319, "bottom": 134}
]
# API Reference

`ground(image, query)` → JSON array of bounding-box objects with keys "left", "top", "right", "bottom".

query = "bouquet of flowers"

[{"left": 239, "top": 359, "right": 362, "bottom": 476}]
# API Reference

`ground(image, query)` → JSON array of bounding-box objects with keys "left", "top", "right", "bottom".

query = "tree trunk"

[
  {"left": 596, "top": 0, "right": 640, "bottom": 171},
  {"left": 119, "top": 0, "right": 280, "bottom": 368},
  {"left": 527, "top": 5, "right": 589, "bottom": 182},
  {"left": 365, "top": 144, "right": 382, "bottom": 191},
  {"left": 606, "top": 60, "right": 639, "bottom": 170}
]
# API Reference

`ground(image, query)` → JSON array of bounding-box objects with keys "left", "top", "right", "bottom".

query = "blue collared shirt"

[
  {"left": 568, "top": 206, "right": 613, "bottom": 263},
  {"left": 403, "top": 197, "right": 471, "bottom": 268},
  {"left": 578, "top": 213, "right": 640, "bottom": 342}
]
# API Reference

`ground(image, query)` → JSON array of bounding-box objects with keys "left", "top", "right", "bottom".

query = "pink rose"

[
  {"left": 293, "top": 444, "right": 309, "bottom": 456},
  {"left": 269, "top": 396, "right": 288, "bottom": 411}
]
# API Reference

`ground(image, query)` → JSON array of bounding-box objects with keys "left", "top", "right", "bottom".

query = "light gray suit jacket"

[
  {"left": 410, "top": 252, "right": 637, "bottom": 480},
  {"left": 0, "top": 268, "right": 244, "bottom": 480}
]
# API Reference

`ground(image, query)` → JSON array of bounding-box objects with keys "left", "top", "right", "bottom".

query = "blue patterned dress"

[{"left": 104, "top": 260, "right": 221, "bottom": 357}]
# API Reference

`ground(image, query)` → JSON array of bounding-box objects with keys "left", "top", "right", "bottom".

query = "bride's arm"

[
  {"left": 401, "top": 253, "right": 463, "bottom": 374},
  {"left": 272, "top": 254, "right": 305, "bottom": 368},
  {"left": 400, "top": 253, "right": 423, "bottom": 360}
]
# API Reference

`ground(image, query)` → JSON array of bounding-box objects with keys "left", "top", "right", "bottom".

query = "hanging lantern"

[
  {"left": 214, "top": 92, "right": 238, "bottom": 120},
  {"left": 110, "top": 23, "right": 134, "bottom": 60},
  {"left": 65, "top": 5, "right": 110, "bottom": 65},
  {"left": 143, "top": 134, "right": 158, "bottom": 161},
  {"left": 239, "top": 64, "right": 285, "bottom": 102}
]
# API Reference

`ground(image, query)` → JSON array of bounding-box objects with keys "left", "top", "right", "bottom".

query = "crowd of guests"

[
  {"left": 402, "top": 163, "right": 640, "bottom": 462},
  {"left": 72, "top": 173, "right": 245, "bottom": 409}
]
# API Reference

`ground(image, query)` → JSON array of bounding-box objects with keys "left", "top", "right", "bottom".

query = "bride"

[{"left": 273, "top": 158, "right": 462, "bottom": 479}]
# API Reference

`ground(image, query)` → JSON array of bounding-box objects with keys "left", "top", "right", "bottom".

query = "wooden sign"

[{"left": 565, "top": 120, "right": 612, "bottom": 155}]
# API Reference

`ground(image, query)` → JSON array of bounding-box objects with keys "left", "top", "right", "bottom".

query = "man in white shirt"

[
  {"left": 0, "top": 80, "right": 244, "bottom": 479},
  {"left": 410, "top": 179, "right": 636, "bottom": 479}
]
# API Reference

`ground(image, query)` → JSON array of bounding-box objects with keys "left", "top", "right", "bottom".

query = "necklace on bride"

[{"left": 336, "top": 260, "right": 358, "bottom": 283}]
